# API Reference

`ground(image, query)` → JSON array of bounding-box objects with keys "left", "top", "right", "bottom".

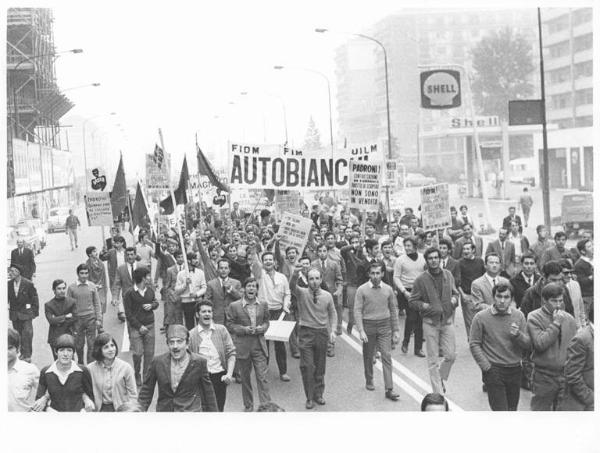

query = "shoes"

[
  {"left": 415, "top": 350, "right": 426, "bottom": 358},
  {"left": 118, "top": 312, "right": 126, "bottom": 322},
  {"left": 365, "top": 382, "right": 375, "bottom": 391},
  {"left": 335, "top": 326, "right": 343, "bottom": 336},
  {"left": 385, "top": 390, "right": 400, "bottom": 401},
  {"left": 482, "top": 384, "right": 487, "bottom": 393},
  {"left": 280, "top": 374, "right": 291, "bottom": 382},
  {"left": 314, "top": 396, "right": 326, "bottom": 405},
  {"left": 305, "top": 400, "right": 314, "bottom": 410},
  {"left": 401, "top": 344, "right": 408, "bottom": 354},
  {"left": 244, "top": 406, "right": 253, "bottom": 412},
  {"left": 292, "top": 352, "right": 300, "bottom": 359}
]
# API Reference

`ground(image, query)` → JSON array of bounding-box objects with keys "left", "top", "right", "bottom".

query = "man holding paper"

[{"left": 290, "top": 267, "right": 337, "bottom": 409}]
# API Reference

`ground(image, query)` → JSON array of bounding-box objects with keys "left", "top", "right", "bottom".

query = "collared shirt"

[
  {"left": 242, "top": 297, "right": 258, "bottom": 327},
  {"left": 46, "top": 360, "right": 82, "bottom": 385},
  {"left": 219, "top": 277, "right": 229, "bottom": 289},
  {"left": 12, "top": 278, "right": 21, "bottom": 295},
  {"left": 580, "top": 255, "right": 593, "bottom": 266},
  {"left": 197, "top": 324, "right": 225, "bottom": 374},
  {"left": 134, "top": 284, "right": 147, "bottom": 297},
  {"left": 8, "top": 359, "right": 39, "bottom": 411},
  {"left": 257, "top": 269, "right": 291, "bottom": 311},
  {"left": 490, "top": 304, "right": 513, "bottom": 315},
  {"left": 101, "top": 361, "right": 114, "bottom": 404},
  {"left": 175, "top": 267, "right": 207, "bottom": 303},
  {"left": 126, "top": 261, "right": 139, "bottom": 280},
  {"left": 136, "top": 243, "right": 153, "bottom": 268},
  {"left": 485, "top": 273, "right": 499, "bottom": 288},
  {"left": 509, "top": 234, "right": 522, "bottom": 257},
  {"left": 170, "top": 352, "right": 190, "bottom": 392},
  {"left": 522, "top": 272, "right": 535, "bottom": 287}
]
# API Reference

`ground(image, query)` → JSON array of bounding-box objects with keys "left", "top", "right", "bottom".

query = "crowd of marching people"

[{"left": 7, "top": 195, "right": 594, "bottom": 412}]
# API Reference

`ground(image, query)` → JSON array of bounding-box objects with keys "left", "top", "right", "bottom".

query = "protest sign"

[
  {"left": 85, "top": 192, "right": 114, "bottom": 226},
  {"left": 231, "top": 188, "right": 270, "bottom": 213},
  {"left": 277, "top": 212, "right": 313, "bottom": 256},
  {"left": 275, "top": 190, "right": 300, "bottom": 215},
  {"left": 348, "top": 161, "right": 381, "bottom": 212},
  {"left": 383, "top": 159, "right": 398, "bottom": 188},
  {"left": 87, "top": 167, "right": 107, "bottom": 191},
  {"left": 420, "top": 183, "right": 451, "bottom": 231},
  {"left": 228, "top": 142, "right": 350, "bottom": 189},
  {"left": 146, "top": 152, "right": 171, "bottom": 192}
]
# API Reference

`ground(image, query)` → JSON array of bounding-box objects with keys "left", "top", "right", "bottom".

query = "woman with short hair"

[
  {"left": 32, "top": 334, "right": 94, "bottom": 412},
  {"left": 88, "top": 332, "right": 138, "bottom": 412}
]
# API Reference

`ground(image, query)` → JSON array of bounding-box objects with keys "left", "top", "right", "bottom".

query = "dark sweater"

[
  {"left": 123, "top": 286, "right": 159, "bottom": 329},
  {"left": 573, "top": 258, "right": 593, "bottom": 297},
  {"left": 340, "top": 245, "right": 366, "bottom": 286},
  {"left": 36, "top": 363, "right": 93, "bottom": 412},
  {"left": 458, "top": 257, "right": 485, "bottom": 294}
]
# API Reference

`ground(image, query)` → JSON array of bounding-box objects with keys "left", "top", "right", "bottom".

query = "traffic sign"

[{"left": 420, "top": 70, "right": 461, "bottom": 109}]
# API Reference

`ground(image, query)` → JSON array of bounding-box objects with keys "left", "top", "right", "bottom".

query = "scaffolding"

[{"left": 7, "top": 8, "right": 74, "bottom": 149}]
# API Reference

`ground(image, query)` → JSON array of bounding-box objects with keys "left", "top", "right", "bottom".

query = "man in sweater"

[
  {"left": 393, "top": 237, "right": 426, "bottom": 357},
  {"left": 124, "top": 267, "right": 159, "bottom": 387},
  {"left": 457, "top": 242, "right": 486, "bottom": 338},
  {"left": 410, "top": 247, "right": 460, "bottom": 394},
  {"left": 469, "top": 283, "right": 531, "bottom": 410},
  {"left": 540, "top": 231, "right": 574, "bottom": 269},
  {"left": 290, "top": 267, "right": 337, "bottom": 409},
  {"left": 67, "top": 263, "right": 102, "bottom": 364},
  {"left": 354, "top": 261, "right": 400, "bottom": 401},
  {"left": 527, "top": 282, "right": 577, "bottom": 411},
  {"left": 85, "top": 246, "right": 108, "bottom": 314}
]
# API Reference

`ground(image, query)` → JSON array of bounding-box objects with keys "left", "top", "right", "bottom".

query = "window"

[
  {"left": 574, "top": 88, "right": 593, "bottom": 106},
  {"left": 573, "top": 33, "right": 592, "bottom": 53},
  {"left": 574, "top": 60, "right": 593, "bottom": 79},
  {"left": 552, "top": 92, "right": 572, "bottom": 109},
  {"left": 549, "top": 66, "right": 571, "bottom": 84},
  {"left": 548, "top": 40, "right": 570, "bottom": 58},
  {"left": 556, "top": 119, "right": 574, "bottom": 129},
  {"left": 547, "top": 15, "right": 569, "bottom": 33},
  {"left": 572, "top": 8, "right": 592, "bottom": 27},
  {"left": 575, "top": 116, "right": 593, "bottom": 127}
]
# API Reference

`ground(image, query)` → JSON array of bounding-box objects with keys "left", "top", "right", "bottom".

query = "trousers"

[
  {"left": 423, "top": 319, "right": 456, "bottom": 394},
  {"left": 209, "top": 370, "right": 228, "bottom": 412},
  {"left": 460, "top": 294, "right": 476, "bottom": 340},
  {"left": 12, "top": 319, "right": 33, "bottom": 359},
  {"left": 67, "top": 228, "right": 78, "bottom": 249},
  {"left": 299, "top": 326, "right": 329, "bottom": 400},
  {"left": 182, "top": 302, "right": 197, "bottom": 331},
  {"left": 346, "top": 285, "right": 358, "bottom": 329},
  {"left": 400, "top": 289, "right": 423, "bottom": 352},
  {"left": 238, "top": 348, "right": 271, "bottom": 410},
  {"left": 483, "top": 365, "right": 521, "bottom": 411},
  {"left": 74, "top": 313, "right": 97, "bottom": 365},
  {"left": 530, "top": 366, "right": 565, "bottom": 411},
  {"left": 129, "top": 323, "right": 155, "bottom": 381},
  {"left": 267, "top": 309, "right": 287, "bottom": 375},
  {"left": 362, "top": 318, "right": 393, "bottom": 390}
]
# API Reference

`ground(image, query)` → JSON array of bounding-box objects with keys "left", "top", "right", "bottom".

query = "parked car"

[
  {"left": 47, "top": 207, "right": 70, "bottom": 233},
  {"left": 509, "top": 158, "right": 536, "bottom": 186},
  {"left": 8, "top": 222, "right": 42, "bottom": 255},
  {"left": 18, "top": 218, "right": 47, "bottom": 248},
  {"left": 561, "top": 191, "right": 593, "bottom": 237},
  {"left": 405, "top": 172, "right": 437, "bottom": 187}
]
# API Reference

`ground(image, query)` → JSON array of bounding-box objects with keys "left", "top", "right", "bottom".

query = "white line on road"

[{"left": 339, "top": 321, "right": 464, "bottom": 411}]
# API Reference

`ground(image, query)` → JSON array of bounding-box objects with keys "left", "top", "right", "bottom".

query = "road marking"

[{"left": 339, "top": 321, "right": 464, "bottom": 411}]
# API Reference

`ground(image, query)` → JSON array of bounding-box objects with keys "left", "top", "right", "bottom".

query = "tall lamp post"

[
  {"left": 316, "top": 28, "right": 392, "bottom": 218},
  {"left": 273, "top": 65, "right": 334, "bottom": 156}
]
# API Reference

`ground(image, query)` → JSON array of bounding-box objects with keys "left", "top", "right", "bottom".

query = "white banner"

[
  {"left": 145, "top": 153, "right": 171, "bottom": 192},
  {"left": 420, "top": 183, "right": 451, "bottom": 231},
  {"left": 383, "top": 159, "right": 398, "bottom": 188},
  {"left": 230, "top": 188, "right": 270, "bottom": 213},
  {"left": 275, "top": 190, "right": 300, "bottom": 215},
  {"left": 228, "top": 142, "right": 350, "bottom": 190},
  {"left": 277, "top": 213, "right": 313, "bottom": 257},
  {"left": 349, "top": 161, "right": 382, "bottom": 212},
  {"left": 85, "top": 192, "right": 114, "bottom": 227}
]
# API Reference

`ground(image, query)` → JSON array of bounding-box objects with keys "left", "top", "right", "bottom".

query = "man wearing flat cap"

[
  {"left": 8, "top": 263, "right": 39, "bottom": 362},
  {"left": 138, "top": 324, "right": 218, "bottom": 412}
]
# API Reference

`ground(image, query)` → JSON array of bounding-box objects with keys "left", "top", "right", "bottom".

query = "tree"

[
  {"left": 471, "top": 27, "right": 534, "bottom": 120},
  {"left": 303, "top": 116, "right": 322, "bottom": 151}
]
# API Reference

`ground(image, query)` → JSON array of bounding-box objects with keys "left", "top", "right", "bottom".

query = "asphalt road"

[{"left": 24, "top": 186, "right": 582, "bottom": 412}]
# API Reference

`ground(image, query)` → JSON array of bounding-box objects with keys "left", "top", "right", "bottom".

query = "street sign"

[{"left": 420, "top": 70, "right": 461, "bottom": 109}]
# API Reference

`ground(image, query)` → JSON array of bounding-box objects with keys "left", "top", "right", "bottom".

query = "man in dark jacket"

[
  {"left": 44, "top": 279, "right": 77, "bottom": 359},
  {"left": 8, "top": 263, "right": 39, "bottom": 362},
  {"left": 510, "top": 253, "right": 541, "bottom": 309},
  {"left": 138, "top": 324, "right": 218, "bottom": 412},
  {"left": 573, "top": 238, "right": 593, "bottom": 313},
  {"left": 10, "top": 239, "right": 36, "bottom": 280},
  {"left": 520, "top": 261, "right": 574, "bottom": 319}
]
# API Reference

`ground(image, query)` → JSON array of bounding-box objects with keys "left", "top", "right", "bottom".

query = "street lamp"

[
  {"left": 273, "top": 65, "right": 333, "bottom": 156},
  {"left": 316, "top": 27, "right": 392, "bottom": 217}
]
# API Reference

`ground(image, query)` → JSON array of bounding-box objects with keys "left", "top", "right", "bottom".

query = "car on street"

[
  {"left": 47, "top": 207, "right": 70, "bottom": 233},
  {"left": 7, "top": 222, "right": 43, "bottom": 255},
  {"left": 561, "top": 191, "right": 593, "bottom": 237},
  {"left": 18, "top": 218, "right": 47, "bottom": 248},
  {"left": 405, "top": 172, "right": 437, "bottom": 187}
]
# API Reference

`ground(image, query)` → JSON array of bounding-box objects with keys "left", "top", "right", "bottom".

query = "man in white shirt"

[
  {"left": 471, "top": 253, "right": 511, "bottom": 313},
  {"left": 175, "top": 253, "right": 207, "bottom": 330},
  {"left": 8, "top": 327, "right": 39, "bottom": 411},
  {"left": 250, "top": 251, "right": 292, "bottom": 382}
]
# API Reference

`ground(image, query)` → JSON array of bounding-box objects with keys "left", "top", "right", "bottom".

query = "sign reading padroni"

[
  {"left": 420, "top": 70, "right": 461, "bottom": 109},
  {"left": 349, "top": 161, "right": 382, "bottom": 211}
]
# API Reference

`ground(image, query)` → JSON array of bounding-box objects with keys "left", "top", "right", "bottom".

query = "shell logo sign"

[{"left": 420, "top": 69, "right": 461, "bottom": 109}]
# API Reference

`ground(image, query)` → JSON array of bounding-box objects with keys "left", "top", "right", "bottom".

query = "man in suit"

[
  {"left": 225, "top": 277, "right": 272, "bottom": 412},
  {"left": 205, "top": 259, "right": 242, "bottom": 325},
  {"left": 453, "top": 223, "right": 483, "bottom": 260},
  {"left": 100, "top": 235, "right": 127, "bottom": 322},
  {"left": 471, "top": 253, "right": 511, "bottom": 314},
  {"left": 138, "top": 324, "right": 218, "bottom": 412},
  {"left": 438, "top": 239, "right": 460, "bottom": 288},
  {"left": 112, "top": 247, "right": 148, "bottom": 319},
  {"left": 230, "top": 202, "right": 246, "bottom": 227},
  {"left": 485, "top": 228, "right": 516, "bottom": 277},
  {"left": 313, "top": 243, "right": 343, "bottom": 357},
  {"left": 8, "top": 263, "right": 39, "bottom": 362},
  {"left": 458, "top": 242, "right": 486, "bottom": 339},
  {"left": 508, "top": 220, "right": 530, "bottom": 275},
  {"left": 510, "top": 253, "right": 541, "bottom": 309},
  {"left": 11, "top": 239, "right": 36, "bottom": 280},
  {"left": 502, "top": 206, "right": 523, "bottom": 233}
]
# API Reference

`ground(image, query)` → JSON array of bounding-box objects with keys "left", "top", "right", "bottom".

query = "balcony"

[
  {"left": 572, "top": 20, "right": 593, "bottom": 37},
  {"left": 546, "top": 81, "right": 573, "bottom": 96},
  {"left": 575, "top": 104, "right": 593, "bottom": 117},
  {"left": 544, "top": 27, "right": 571, "bottom": 47},
  {"left": 544, "top": 54, "right": 571, "bottom": 71},
  {"left": 574, "top": 49, "right": 593, "bottom": 64},
  {"left": 546, "top": 107, "right": 573, "bottom": 121},
  {"left": 574, "top": 77, "right": 593, "bottom": 90}
]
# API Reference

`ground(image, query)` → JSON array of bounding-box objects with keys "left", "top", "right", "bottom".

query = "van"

[{"left": 561, "top": 192, "right": 593, "bottom": 237}]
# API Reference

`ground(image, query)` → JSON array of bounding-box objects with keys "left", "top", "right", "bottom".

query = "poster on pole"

[
  {"left": 85, "top": 192, "right": 114, "bottom": 227},
  {"left": 275, "top": 190, "right": 300, "bottom": 215},
  {"left": 383, "top": 159, "right": 398, "bottom": 188},
  {"left": 87, "top": 167, "right": 107, "bottom": 191},
  {"left": 277, "top": 213, "right": 313, "bottom": 256},
  {"left": 420, "top": 183, "right": 451, "bottom": 231},
  {"left": 146, "top": 153, "right": 171, "bottom": 192},
  {"left": 348, "top": 161, "right": 381, "bottom": 212}
]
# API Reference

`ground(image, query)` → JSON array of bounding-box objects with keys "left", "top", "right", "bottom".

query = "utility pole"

[{"left": 538, "top": 7, "right": 551, "bottom": 230}]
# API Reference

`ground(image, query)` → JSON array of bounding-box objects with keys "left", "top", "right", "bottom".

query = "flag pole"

[
  {"left": 159, "top": 128, "right": 189, "bottom": 273},
  {"left": 195, "top": 134, "right": 203, "bottom": 208}
]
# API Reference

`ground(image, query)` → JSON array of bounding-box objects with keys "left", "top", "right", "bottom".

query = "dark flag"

[
  {"left": 132, "top": 182, "right": 149, "bottom": 230},
  {"left": 110, "top": 154, "right": 128, "bottom": 221},
  {"left": 197, "top": 144, "right": 229, "bottom": 193},
  {"left": 160, "top": 155, "right": 190, "bottom": 215},
  {"left": 196, "top": 238, "right": 218, "bottom": 281}
]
